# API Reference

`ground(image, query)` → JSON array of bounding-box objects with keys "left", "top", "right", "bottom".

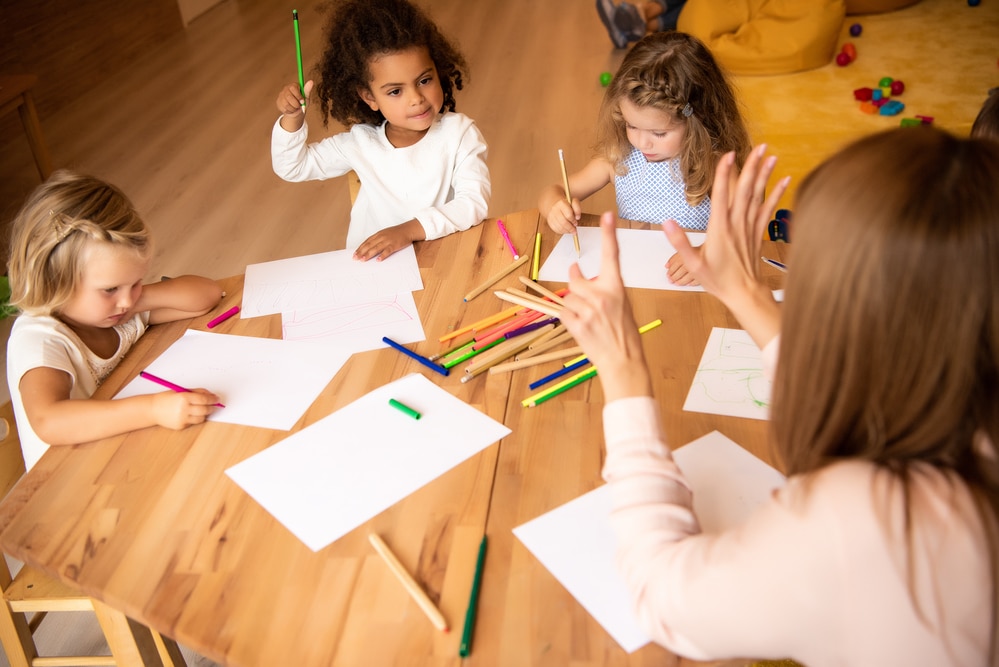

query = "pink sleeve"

[{"left": 600, "top": 395, "right": 847, "bottom": 660}]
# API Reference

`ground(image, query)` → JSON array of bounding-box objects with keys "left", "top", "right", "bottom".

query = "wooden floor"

[{"left": 0, "top": 0, "right": 995, "bottom": 662}]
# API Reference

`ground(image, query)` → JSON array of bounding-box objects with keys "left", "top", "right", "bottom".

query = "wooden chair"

[
  {"left": 0, "top": 75, "right": 54, "bottom": 181},
  {"left": 0, "top": 402, "right": 187, "bottom": 667},
  {"left": 347, "top": 169, "right": 361, "bottom": 205}
]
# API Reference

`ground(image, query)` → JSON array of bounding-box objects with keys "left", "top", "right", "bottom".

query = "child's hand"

[
  {"left": 545, "top": 198, "right": 582, "bottom": 235},
  {"left": 353, "top": 219, "right": 426, "bottom": 262},
  {"left": 151, "top": 390, "right": 221, "bottom": 430},
  {"left": 665, "top": 249, "right": 700, "bottom": 286},
  {"left": 276, "top": 80, "right": 313, "bottom": 131}
]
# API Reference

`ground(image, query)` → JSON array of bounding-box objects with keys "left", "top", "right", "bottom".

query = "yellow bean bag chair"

[
  {"left": 677, "top": 0, "right": 846, "bottom": 75},
  {"left": 846, "top": 0, "right": 921, "bottom": 14}
]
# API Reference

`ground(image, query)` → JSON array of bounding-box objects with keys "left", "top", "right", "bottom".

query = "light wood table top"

[{"left": 0, "top": 210, "right": 788, "bottom": 666}]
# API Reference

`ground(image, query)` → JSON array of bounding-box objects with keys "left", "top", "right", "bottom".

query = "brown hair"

[
  {"left": 595, "top": 31, "right": 751, "bottom": 206},
  {"left": 7, "top": 170, "right": 150, "bottom": 316},
  {"left": 972, "top": 88, "right": 999, "bottom": 142},
  {"left": 773, "top": 127, "right": 999, "bottom": 662},
  {"left": 314, "top": 0, "right": 467, "bottom": 128}
]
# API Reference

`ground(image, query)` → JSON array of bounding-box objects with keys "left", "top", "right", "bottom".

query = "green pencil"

[
  {"left": 442, "top": 337, "right": 502, "bottom": 369},
  {"left": 459, "top": 535, "right": 488, "bottom": 657},
  {"left": 292, "top": 10, "right": 305, "bottom": 109},
  {"left": 521, "top": 366, "right": 598, "bottom": 407}
]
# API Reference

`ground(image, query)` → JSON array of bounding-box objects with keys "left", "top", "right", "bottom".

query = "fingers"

[
  {"left": 597, "top": 210, "right": 621, "bottom": 281},
  {"left": 663, "top": 219, "right": 700, "bottom": 271}
]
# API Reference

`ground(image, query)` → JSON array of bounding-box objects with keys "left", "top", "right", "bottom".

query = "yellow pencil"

[
  {"left": 531, "top": 232, "right": 541, "bottom": 281},
  {"left": 559, "top": 149, "right": 581, "bottom": 257},
  {"left": 369, "top": 534, "right": 449, "bottom": 633}
]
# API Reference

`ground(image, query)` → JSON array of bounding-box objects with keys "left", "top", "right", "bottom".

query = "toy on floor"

[
  {"left": 836, "top": 41, "right": 858, "bottom": 66},
  {"left": 853, "top": 76, "right": 906, "bottom": 116}
]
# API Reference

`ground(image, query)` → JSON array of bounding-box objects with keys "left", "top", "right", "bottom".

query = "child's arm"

[
  {"left": 353, "top": 219, "right": 427, "bottom": 262},
  {"left": 276, "top": 80, "right": 313, "bottom": 132},
  {"left": 539, "top": 158, "right": 614, "bottom": 235},
  {"left": 133, "top": 275, "right": 223, "bottom": 325},
  {"left": 17, "top": 366, "right": 221, "bottom": 446}
]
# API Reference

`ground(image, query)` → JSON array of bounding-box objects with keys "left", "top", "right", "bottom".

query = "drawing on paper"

[
  {"left": 282, "top": 294, "right": 416, "bottom": 341},
  {"left": 683, "top": 328, "right": 770, "bottom": 421}
]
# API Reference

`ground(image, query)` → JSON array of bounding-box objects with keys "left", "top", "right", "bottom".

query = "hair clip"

[
  {"left": 681, "top": 103, "right": 693, "bottom": 118},
  {"left": 50, "top": 210, "right": 72, "bottom": 243}
]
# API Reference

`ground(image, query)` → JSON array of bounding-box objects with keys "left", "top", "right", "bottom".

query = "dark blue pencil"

[
  {"left": 382, "top": 336, "right": 450, "bottom": 377},
  {"left": 528, "top": 358, "right": 590, "bottom": 390}
]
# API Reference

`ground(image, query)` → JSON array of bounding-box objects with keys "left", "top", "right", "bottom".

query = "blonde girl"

[
  {"left": 539, "top": 31, "right": 750, "bottom": 285},
  {"left": 560, "top": 128, "right": 999, "bottom": 664},
  {"left": 6, "top": 171, "right": 223, "bottom": 470}
]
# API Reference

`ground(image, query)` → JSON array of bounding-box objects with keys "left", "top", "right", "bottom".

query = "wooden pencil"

[
  {"left": 368, "top": 534, "right": 448, "bottom": 633},
  {"left": 463, "top": 253, "right": 531, "bottom": 302}
]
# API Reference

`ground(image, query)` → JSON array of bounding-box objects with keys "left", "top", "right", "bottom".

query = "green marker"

[
  {"left": 388, "top": 398, "right": 421, "bottom": 420},
  {"left": 458, "top": 535, "right": 487, "bottom": 657},
  {"left": 293, "top": 10, "right": 305, "bottom": 109}
]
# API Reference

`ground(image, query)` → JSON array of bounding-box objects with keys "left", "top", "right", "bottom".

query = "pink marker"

[
  {"left": 139, "top": 371, "right": 225, "bottom": 408},
  {"left": 496, "top": 219, "right": 519, "bottom": 259},
  {"left": 207, "top": 306, "right": 239, "bottom": 328}
]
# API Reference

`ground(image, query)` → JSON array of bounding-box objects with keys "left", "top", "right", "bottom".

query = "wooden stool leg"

[
  {"left": 151, "top": 632, "right": 188, "bottom": 667},
  {"left": 16, "top": 90, "right": 53, "bottom": 180},
  {"left": 91, "top": 600, "right": 170, "bottom": 667}
]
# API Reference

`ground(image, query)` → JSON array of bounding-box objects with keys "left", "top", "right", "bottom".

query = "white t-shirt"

[
  {"left": 6, "top": 312, "right": 149, "bottom": 470},
  {"left": 271, "top": 111, "right": 490, "bottom": 250}
]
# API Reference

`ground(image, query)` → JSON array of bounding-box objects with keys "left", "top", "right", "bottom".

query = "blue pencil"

[
  {"left": 382, "top": 336, "right": 450, "bottom": 377},
  {"left": 528, "top": 359, "right": 590, "bottom": 390}
]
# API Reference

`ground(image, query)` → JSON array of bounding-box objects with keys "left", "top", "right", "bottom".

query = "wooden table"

[{"left": 0, "top": 210, "right": 788, "bottom": 666}]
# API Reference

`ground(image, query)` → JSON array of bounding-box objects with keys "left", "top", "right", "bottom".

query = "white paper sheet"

[
  {"left": 683, "top": 327, "right": 771, "bottom": 421},
  {"left": 115, "top": 330, "right": 351, "bottom": 430},
  {"left": 537, "top": 227, "right": 706, "bottom": 291},
  {"left": 241, "top": 245, "right": 424, "bottom": 318},
  {"left": 513, "top": 430, "right": 785, "bottom": 653},
  {"left": 281, "top": 290, "right": 425, "bottom": 352},
  {"left": 226, "top": 373, "right": 511, "bottom": 551}
]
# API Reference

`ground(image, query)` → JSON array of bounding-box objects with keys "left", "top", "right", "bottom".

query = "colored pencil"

[
  {"left": 488, "top": 346, "right": 585, "bottom": 375},
  {"left": 292, "top": 10, "right": 306, "bottom": 109},
  {"left": 531, "top": 232, "right": 541, "bottom": 281},
  {"left": 369, "top": 534, "right": 448, "bottom": 633},
  {"left": 493, "top": 291, "right": 561, "bottom": 318},
  {"left": 463, "top": 253, "right": 530, "bottom": 302},
  {"left": 518, "top": 276, "right": 567, "bottom": 306},
  {"left": 527, "top": 358, "right": 591, "bottom": 389},
  {"left": 521, "top": 366, "right": 599, "bottom": 407},
  {"left": 382, "top": 336, "right": 449, "bottom": 377},
  {"left": 558, "top": 149, "right": 581, "bottom": 257}
]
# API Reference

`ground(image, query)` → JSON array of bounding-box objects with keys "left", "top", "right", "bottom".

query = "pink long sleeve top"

[{"left": 601, "top": 338, "right": 992, "bottom": 665}]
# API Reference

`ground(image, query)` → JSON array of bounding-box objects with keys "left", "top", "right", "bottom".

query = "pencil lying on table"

[{"left": 368, "top": 534, "right": 448, "bottom": 633}]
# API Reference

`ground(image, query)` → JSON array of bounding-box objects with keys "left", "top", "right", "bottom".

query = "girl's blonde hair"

[
  {"left": 774, "top": 127, "right": 999, "bottom": 663},
  {"left": 595, "top": 31, "right": 751, "bottom": 206},
  {"left": 7, "top": 171, "right": 150, "bottom": 316}
]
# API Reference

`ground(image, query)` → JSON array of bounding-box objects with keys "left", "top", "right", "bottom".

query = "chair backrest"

[
  {"left": 347, "top": 170, "right": 361, "bottom": 205},
  {"left": 0, "top": 402, "right": 26, "bottom": 499}
]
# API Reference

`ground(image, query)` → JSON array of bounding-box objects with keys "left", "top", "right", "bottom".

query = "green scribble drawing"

[{"left": 684, "top": 328, "right": 771, "bottom": 420}]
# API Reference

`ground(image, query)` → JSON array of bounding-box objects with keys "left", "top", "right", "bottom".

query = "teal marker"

[{"left": 293, "top": 10, "right": 305, "bottom": 109}]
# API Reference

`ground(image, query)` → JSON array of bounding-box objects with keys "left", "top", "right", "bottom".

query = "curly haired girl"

[{"left": 272, "top": 0, "right": 490, "bottom": 261}]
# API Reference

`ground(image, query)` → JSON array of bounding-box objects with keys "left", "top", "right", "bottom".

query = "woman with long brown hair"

[{"left": 560, "top": 127, "right": 999, "bottom": 665}]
